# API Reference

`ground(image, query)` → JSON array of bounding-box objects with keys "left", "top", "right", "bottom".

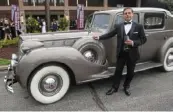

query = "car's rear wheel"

[
  {"left": 163, "top": 48, "right": 173, "bottom": 71},
  {"left": 29, "top": 65, "right": 70, "bottom": 104},
  {"left": 73, "top": 38, "right": 106, "bottom": 65}
]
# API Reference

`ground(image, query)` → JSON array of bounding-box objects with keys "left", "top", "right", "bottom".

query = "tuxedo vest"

[{"left": 120, "top": 27, "right": 131, "bottom": 52}]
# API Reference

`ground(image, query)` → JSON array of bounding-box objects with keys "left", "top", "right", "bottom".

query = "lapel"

[
  {"left": 129, "top": 22, "right": 136, "bottom": 39},
  {"left": 120, "top": 23, "right": 124, "bottom": 39}
]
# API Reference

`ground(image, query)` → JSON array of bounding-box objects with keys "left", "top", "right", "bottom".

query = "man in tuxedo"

[{"left": 93, "top": 7, "right": 147, "bottom": 96}]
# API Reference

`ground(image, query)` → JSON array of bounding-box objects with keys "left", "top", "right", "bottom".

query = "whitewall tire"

[
  {"left": 29, "top": 65, "right": 70, "bottom": 104},
  {"left": 163, "top": 48, "right": 173, "bottom": 71}
]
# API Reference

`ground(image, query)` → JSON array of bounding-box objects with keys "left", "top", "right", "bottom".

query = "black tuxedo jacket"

[{"left": 99, "top": 22, "right": 147, "bottom": 62}]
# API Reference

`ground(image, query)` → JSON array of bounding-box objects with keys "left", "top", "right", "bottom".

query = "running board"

[
  {"left": 108, "top": 61, "right": 163, "bottom": 75},
  {"left": 79, "top": 62, "right": 163, "bottom": 84}
]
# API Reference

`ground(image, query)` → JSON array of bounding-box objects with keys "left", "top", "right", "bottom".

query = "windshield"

[
  {"left": 85, "top": 14, "right": 93, "bottom": 30},
  {"left": 90, "top": 14, "right": 110, "bottom": 33}
]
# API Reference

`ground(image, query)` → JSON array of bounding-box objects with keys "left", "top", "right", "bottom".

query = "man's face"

[{"left": 123, "top": 9, "right": 133, "bottom": 22}]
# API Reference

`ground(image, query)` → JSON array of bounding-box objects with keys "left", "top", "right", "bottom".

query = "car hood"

[{"left": 20, "top": 30, "right": 103, "bottom": 41}]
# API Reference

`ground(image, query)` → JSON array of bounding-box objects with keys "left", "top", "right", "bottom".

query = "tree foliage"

[
  {"left": 26, "top": 16, "right": 40, "bottom": 33},
  {"left": 159, "top": 0, "right": 173, "bottom": 11},
  {"left": 58, "top": 17, "right": 69, "bottom": 31}
]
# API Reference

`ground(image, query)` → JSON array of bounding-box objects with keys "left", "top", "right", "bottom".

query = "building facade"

[
  {"left": 0, "top": 0, "right": 142, "bottom": 21},
  {"left": 0, "top": 0, "right": 170, "bottom": 31}
]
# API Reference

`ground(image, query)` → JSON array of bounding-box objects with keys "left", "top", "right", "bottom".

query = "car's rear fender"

[
  {"left": 16, "top": 47, "right": 108, "bottom": 88},
  {"left": 158, "top": 37, "right": 173, "bottom": 63}
]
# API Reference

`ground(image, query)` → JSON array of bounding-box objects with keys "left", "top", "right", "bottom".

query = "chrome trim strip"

[
  {"left": 77, "top": 62, "right": 163, "bottom": 84},
  {"left": 108, "top": 61, "right": 152, "bottom": 69}
]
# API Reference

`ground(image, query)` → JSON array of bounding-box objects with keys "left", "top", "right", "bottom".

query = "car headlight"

[
  {"left": 20, "top": 45, "right": 30, "bottom": 53},
  {"left": 11, "top": 54, "right": 18, "bottom": 67},
  {"left": 12, "top": 54, "right": 18, "bottom": 60}
]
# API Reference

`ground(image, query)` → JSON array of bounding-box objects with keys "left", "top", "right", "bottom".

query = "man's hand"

[
  {"left": 125, "top": 39, "right": 133, "bottom": 46},
  {"left": 92, "top": 36, "right": 99, "bottom": 40}
]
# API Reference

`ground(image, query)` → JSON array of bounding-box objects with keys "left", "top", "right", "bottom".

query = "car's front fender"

[{"left": 16, "top": 47, "right": 108, "bottom": 88}]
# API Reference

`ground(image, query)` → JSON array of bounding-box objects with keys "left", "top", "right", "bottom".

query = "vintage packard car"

[{"left": 4, "top": 7, "right": 173, "bottom": 104}]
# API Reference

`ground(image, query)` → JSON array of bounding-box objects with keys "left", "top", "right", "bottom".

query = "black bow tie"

[{"left": 124, "top": 21, "right": 131, "bottom": 25}]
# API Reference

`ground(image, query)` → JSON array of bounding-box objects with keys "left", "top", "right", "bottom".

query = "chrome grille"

[{"left": 17, "top": 38, "right": 23, "bottom": 60}]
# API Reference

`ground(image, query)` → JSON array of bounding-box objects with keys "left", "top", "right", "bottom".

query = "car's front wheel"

[
  {"left": 28, "top": 65, "right": 70, "bottom": 104},
  {"left": 163, "top": 48, "right": 173, "bottom": 71}
]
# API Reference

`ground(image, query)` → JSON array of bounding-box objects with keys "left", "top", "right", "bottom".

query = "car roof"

[{"left": 94, "top": 7, "right": 173, "bottom": 16}]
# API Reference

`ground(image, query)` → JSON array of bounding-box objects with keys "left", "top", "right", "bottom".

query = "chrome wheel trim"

[
  {"left": 166, "top": 53, "right": 173, "bottom": 67},
  {"left": 39, "top": 74, "right": 63, "bottom": 97},
  {"left": 83, "top": 50, "right": 97, "bottom": 63},
  {"left": 163, "top": 48, "right": 173, "bottom": 71}
]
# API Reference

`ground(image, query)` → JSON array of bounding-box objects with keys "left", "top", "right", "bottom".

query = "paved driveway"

[{"left": 1, "top": 68, "right": 173, "bottom": 111}]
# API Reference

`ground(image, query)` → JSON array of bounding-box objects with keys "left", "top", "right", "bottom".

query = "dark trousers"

[
  {"left": 112, "top": 51, "right": 136, "bottom": 89},
  {"left": 0, "top": 30, "right": 2, "bottom": 40},
  {"left": 10, "top": 27, "right": 16, "bottom": 38}
]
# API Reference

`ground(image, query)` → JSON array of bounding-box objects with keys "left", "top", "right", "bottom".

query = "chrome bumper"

[{"left": 4, "top": 54, "right": 18, "bottom": 94}]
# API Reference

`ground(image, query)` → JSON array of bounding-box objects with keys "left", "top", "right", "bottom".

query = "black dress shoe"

[
  {"left": 124, "top": 88, "right": 131, "bottom": 96},
  {"left": 106, "top": 88, "right": 118, "bottom": 95}
]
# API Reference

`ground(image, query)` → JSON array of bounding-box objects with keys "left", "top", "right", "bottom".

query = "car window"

[
  {"left": 92, "top": 14, "right": 110, "bottom": 29},
  {"left": 115, "top": 13, "right": 139, "bottom": 24},
  {"left": 90, "top": 14, "right": 110, "bottom": 33},
  {"left": 144, "top": 13, "right": 165, "bottom": 29}
]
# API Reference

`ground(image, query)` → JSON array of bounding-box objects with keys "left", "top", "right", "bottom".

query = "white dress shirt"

[
  {"left": 124, "top": 20, "right": 133, "bottom": 46},
  {"left": 124, "top": 21, "right": 132, "bottom": 35}
]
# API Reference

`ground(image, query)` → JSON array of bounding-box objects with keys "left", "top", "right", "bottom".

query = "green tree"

[
  {"left": 26, "top": 16, "right": 40, "bottom": 33},
  {"left": 159, "top": 0, "right": 173, "bottom": 11},
  {"left": 58, "top": 17, "right": 69, "bottom": 31}
]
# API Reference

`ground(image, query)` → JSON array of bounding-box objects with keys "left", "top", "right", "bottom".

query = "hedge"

[{"left": 0, "top": 37, "right": 19, "bottom": 48}]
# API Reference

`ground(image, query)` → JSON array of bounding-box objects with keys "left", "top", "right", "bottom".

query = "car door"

[{"left": 139, "top": 12, "right": 167, "bottom": 62}]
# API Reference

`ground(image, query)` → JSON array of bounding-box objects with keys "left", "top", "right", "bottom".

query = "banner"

[
  {"left": 11, "top": 5, "right": 17, "bottom": 21},
  {"left": 15, "top": 6, "right": 20, "bottom": 30},
  {"left": 77, "top": 4, "right": 84, "bottom": 29},
  {"left": 11, "top": 5, "right": 20, "bottom": 30}
]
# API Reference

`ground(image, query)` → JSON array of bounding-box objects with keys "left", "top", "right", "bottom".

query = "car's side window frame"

[
  {"left": 85, "top": 13, "right": 94, "bottom": 30},
  {"left": 142, "top": 11, "right": 166, "bottom": 31}
]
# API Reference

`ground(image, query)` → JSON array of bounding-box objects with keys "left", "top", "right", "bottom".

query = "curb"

[{"left": 0, "top": 65, "right": 8, "bottom": 71}]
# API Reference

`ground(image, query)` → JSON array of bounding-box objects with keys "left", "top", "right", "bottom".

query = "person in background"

[
  {"left": 37, "top": 16, "right": 42, "bottom": 32},
  {"left": 20, "top": 14, "right": 26, "bottom": 34},
  {"left": 41, "top": 19, "right": 46, "bottom": 33},
  {"left": 10, "top": 20, "right": 16, "bottom": 38},
  {"left": 3, "top": 18, "right": 12, "bottom": 41},
  {"left": 51, "top": 19, "right": 58, "bottom": 32},
  {"left": 0, "top": 18, "right": 4, "bottom": 40}
]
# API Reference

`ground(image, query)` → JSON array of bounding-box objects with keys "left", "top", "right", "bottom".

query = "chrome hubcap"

[
  {"left": 167, "top": 53, "right": 173, "bottom": 67},
  {"left": 43, "top": 77, "right": 57, "bottom": 92},
  {"left": 39, "top": 74, "right": 63, "bottom": 96},
  {"left": 83, "top": 50, "right": 96, "bottom": 62}
]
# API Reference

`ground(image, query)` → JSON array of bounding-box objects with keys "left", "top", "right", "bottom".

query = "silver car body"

[{"left": 4, "top": 7, "right": 173, "bottom": 103}]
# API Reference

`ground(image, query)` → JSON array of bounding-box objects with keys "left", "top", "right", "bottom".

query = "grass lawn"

[{"left": 0, "top": 58, "right": 10, "bottom": 65}]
